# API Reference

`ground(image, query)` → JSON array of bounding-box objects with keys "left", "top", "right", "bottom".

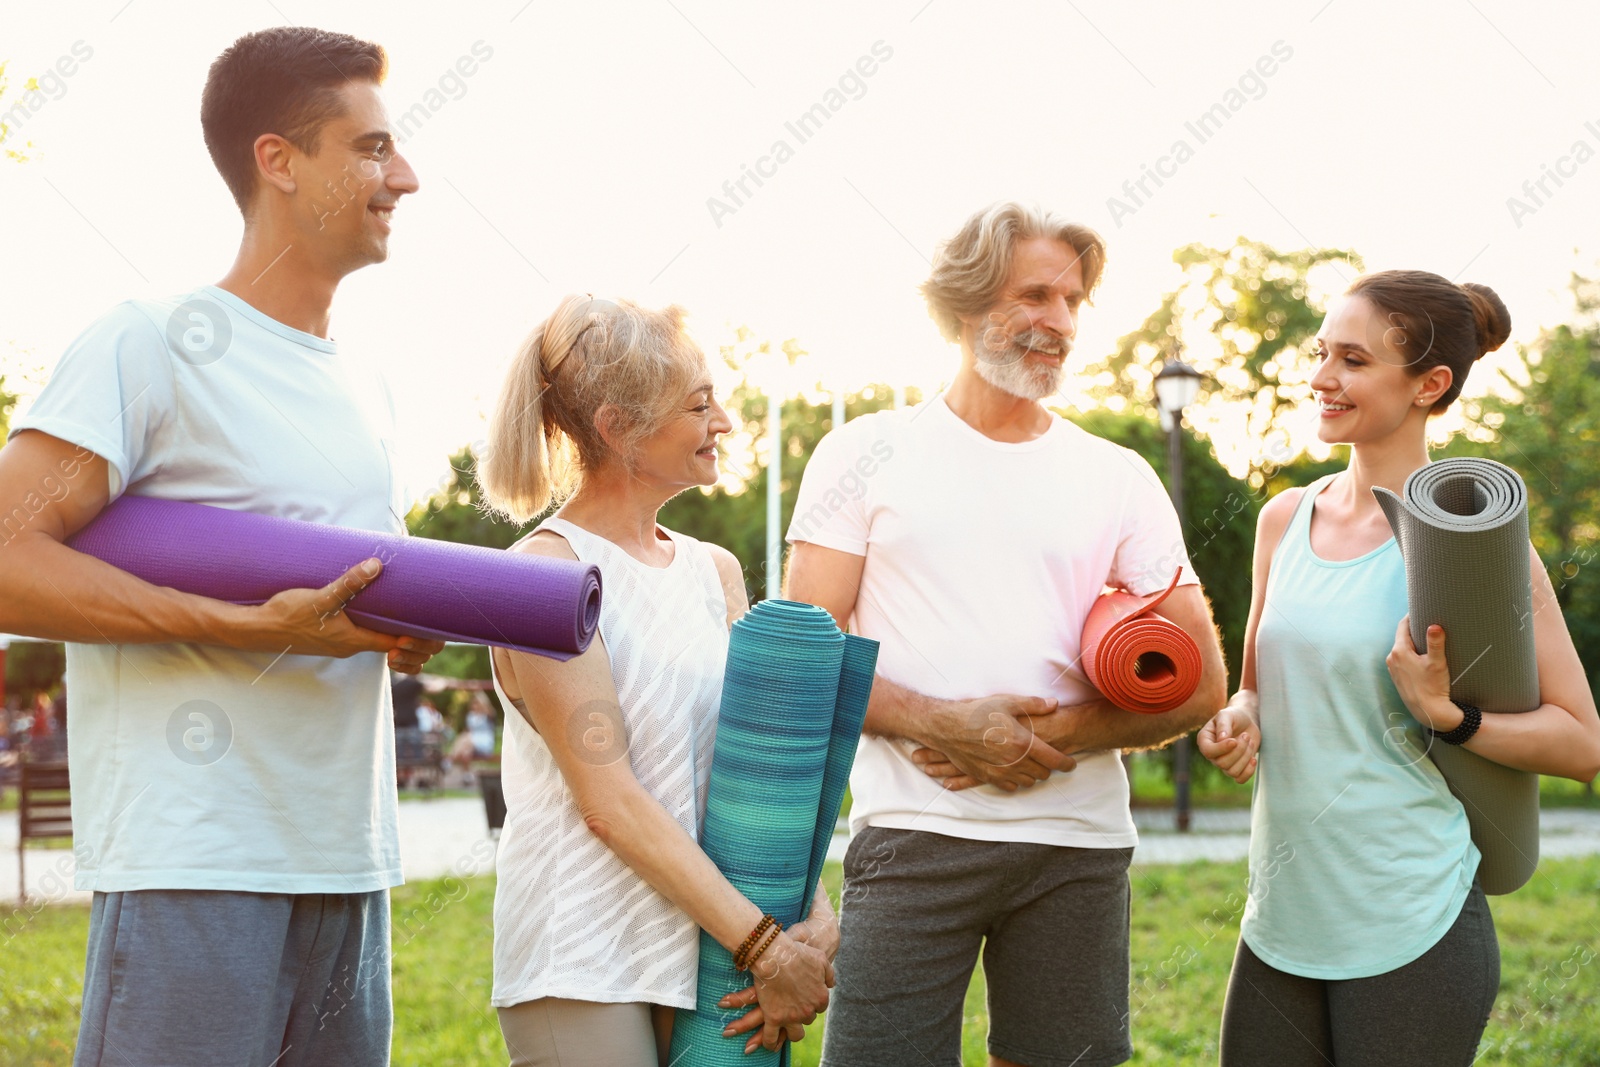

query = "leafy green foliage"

[
  {"left": 659, "top": 381, "right": 909, "bottom": 599},
  {"left": 1064, "top": 409, "right": 1255, "bottom": 692},
  {"left": 1445, "top": 273, "right": 1600, "bottom": 691},
  {"left": 3, "top": 641, "right": 64, "bottom": 705},
  {"left": 0, "top": 370, "right": 17, "bottom": 444},
  {"left": 405, "top": 445, "right": 527, "bottom": 551},
  {"left": 0, "top": 61, "right": 38, "bottom": 163},
  {"left": 1085, "top": 237, "right": 1361, "bottom": 469}
]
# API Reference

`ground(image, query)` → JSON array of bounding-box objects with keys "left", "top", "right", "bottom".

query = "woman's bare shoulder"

[
  {"left": 507, "top": 527, "right": 577, "bottom": 561},
  {"left": 1256, "top": 484, "right": 1313, "bottom": 558}
]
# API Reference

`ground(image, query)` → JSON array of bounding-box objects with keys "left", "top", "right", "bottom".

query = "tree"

[
  {"left": 1060, "top": 408, "right": 1260, "bottom": 694},
  {"left": 405, "top": 333, "right": 909, "bottom": 604},
  {"left": 660, "top": 379, "right": 906, "bottom": 599},
  {"left": 4, "top": 640, "right": 63, "bottom": 704},
  {"left": 0, "top": 377, "right": 16, "bottom": 443},
  {"left": 1084, "top": 237, "right": 1361, "bottom": 476},
  {"left": 1444, "top": 272, "right": 1600, "bottom": 690},
  {"left": 0, "top": 61, "right": 34, "bottom": 163},
  {"left": 406, "top": 444, "right": 526, "bottom": 549},
  {"left": 0, "top": 60, "right": 32, "bottom": 442}
]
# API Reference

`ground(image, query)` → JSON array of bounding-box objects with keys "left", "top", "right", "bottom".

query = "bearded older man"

[{"left": 785, "top": 202, "right": 1228, "bottom": 1067}]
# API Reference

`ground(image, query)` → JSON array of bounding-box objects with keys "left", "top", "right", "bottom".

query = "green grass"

[
  {"left": 1122, "top": 757, "right": 1600, "bottom": 811},
  {"left": 0, "top": 904, "right": 86, "bottom": 1065},
  {"left": 4, "top": 858, "right": 1600, "bottom": 1065},
  {"left": 1535, "top": 775, "right": 1600, "bottom": 809}
]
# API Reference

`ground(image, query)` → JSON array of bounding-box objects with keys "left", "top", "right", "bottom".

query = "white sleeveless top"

[{"left": 489, "top": 517, "right": 730, "bottom": 1009}]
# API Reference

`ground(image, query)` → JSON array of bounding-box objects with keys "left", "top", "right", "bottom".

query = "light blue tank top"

[{"left": 1240, "top": 474, "right": 1480, "bottom": 979}]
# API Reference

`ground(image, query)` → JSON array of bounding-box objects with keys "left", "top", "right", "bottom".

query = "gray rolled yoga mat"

[{"left": 1373, "top": 458, "right": 1540, "bottom": 895}]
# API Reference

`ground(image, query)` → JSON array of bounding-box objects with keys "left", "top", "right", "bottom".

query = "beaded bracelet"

[
  {"left": 741, "top": 921, "right": 784, "bottom": 973},
  {"left": 734, "top": 915, "right": 776, "bottom": 970}
]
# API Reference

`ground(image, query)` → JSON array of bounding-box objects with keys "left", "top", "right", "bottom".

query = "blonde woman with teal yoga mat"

[
  {"left": 1198, "top": 270, "right": 1600, "bottom": 1065},
  {"left": 477, "top": 294, "right": 836, "bottom": 1066}
]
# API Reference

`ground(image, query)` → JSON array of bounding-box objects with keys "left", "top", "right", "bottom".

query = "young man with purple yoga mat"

[
  {"left": 0, "top": 28, "right": 441, "bottom": 1067},
  {"left": 785, "top": 201, "right": 1230, "bottom": 1067}
]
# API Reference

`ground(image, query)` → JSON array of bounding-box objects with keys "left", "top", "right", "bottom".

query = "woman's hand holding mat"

[
  {"left": 1386, "top": 618, "right": 1472, "bottom": 733},
  {"left": 718, "top": 884, "right": 840, "bottom": 1051},
  {"left": 1081, "top": 568, "right": 1204, "bottom": 714},
  {"left": 1373, "top": 458, "right": 1541, "bottom": 894}
]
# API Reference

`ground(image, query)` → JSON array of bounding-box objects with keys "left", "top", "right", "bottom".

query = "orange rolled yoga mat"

[{"left": 1080, "top": 569, "right": 1201, "bottom": 714}]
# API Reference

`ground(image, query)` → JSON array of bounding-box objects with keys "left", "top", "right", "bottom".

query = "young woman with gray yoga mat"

[
  {"left": 476, "top": 295, "right": 837, "bottom": 1066},
  {"left": 1198, "top": 270, "right": 1600, "bottom": 1065}
]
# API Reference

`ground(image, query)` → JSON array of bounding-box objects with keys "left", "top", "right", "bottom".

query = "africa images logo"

[{"left": 166, "top": 700, "right": 233, "bottom": 766}]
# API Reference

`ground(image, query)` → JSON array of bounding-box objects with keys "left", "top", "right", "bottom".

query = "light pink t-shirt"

[{"left": 786, "top": 395, "right": 1196, "bottom": 848}]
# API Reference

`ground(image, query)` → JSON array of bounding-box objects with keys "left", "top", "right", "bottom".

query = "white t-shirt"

[
  {"left": 786, "top": 395, "right": 1196, "bottom": 848},
  {"left": 10, "top": 284, "right": 406, "bottom": 893}
]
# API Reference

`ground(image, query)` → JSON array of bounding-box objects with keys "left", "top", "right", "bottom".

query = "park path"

[{"left": 8, "top": 799, "right": 1600, "bottom": 905}]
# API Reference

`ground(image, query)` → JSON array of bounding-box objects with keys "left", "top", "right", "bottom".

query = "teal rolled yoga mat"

[
  {"left": 669, "top": 599, "right": 878, "bottom": 1067},
  {"left": 808, "top": 636, "right": 878, "bottom": 902},
  {"left": 1373, "top": 458, "right": 1541, "bottom": 895}
]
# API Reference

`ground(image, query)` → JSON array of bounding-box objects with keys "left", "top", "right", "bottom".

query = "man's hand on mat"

[
  {"left": 386, "top": 636, "right": 445, "bottom": 674},
  {"left": 718, "top": 931, "right": 831, "bottom": 1053},
  {"left": 1198, "top": 698, "right": 1260, "bottom": 784},
  {"left": 1386, "top": 617, "right": 1462, "bottom": 731},
  {"left": 250, "top": 558, "right": 441, "bottom": 669},
  {"left": 910, "top": 696, "right": 1075, "bottom": 791}
]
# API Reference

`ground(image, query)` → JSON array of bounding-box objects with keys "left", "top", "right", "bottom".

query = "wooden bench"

[
  {"left": 395, "top": 728, "right": 444, "bottom": 792},
  {"left": 18, "top": 759, "right": 71, "bottom": 906}
]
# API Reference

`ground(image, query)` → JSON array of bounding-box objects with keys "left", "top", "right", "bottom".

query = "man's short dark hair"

[{"left": 200, "top": 27, "right": 387, "bottom": 215}]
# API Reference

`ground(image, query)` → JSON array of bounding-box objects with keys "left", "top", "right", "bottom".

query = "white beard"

[{"left": 972, "top": 328, "right": 1068, "bottom": 401}]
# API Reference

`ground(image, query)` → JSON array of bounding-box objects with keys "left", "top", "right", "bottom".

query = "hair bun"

[{"left": 1460, "top": 283, "right": 1511, "bottom": 359}]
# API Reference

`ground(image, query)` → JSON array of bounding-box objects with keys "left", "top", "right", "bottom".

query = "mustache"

[
  {"left": 986, "top": 328, "right": 1070, "bottom": 358},
  {"left": 1013, "top": 330, "right": 1069, "bottom": 356}
]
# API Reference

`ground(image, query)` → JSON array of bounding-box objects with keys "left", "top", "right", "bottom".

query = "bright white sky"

[{"left": 4, "top": 0, "right": 1598, "bottom": 501}]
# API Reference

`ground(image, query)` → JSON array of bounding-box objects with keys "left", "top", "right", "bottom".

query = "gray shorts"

[
  {"left": 821, "top": 826, "right": 1134, "bottom": 1067},
  {"left": 73, "top": 888, "right": 391, "bottom": 1067}
]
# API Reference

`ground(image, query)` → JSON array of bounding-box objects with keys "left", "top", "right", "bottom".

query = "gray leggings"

[{"left": 1219, "top": 882, "right": 1499, "bottom": 1066}]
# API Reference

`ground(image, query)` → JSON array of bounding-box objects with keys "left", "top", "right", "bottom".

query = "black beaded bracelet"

[{"left": 1430, "top": 699, "right": 1482, "bottom": 746}]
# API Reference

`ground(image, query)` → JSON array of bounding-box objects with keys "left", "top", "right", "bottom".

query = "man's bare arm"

[
  {"left": 784, "top": 540, "right": 1072, "bottom": 790},
  {"left": 0, "top": 430, "right": 439, "bottom": 670},
  {"left": 914, "top": 585, "right": 1230, "bottom": 789}
]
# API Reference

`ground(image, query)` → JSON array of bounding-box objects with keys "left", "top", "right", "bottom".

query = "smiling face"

[
  {"left": 1309, "top": 293, "right": 1454, "bottom": 444},
  {"left": 273, "top": 80, "right": 418, "bottom": 276},
  {"left": 624, "top": 371, "right": 733, "bottom": 493},
  {"left": 961, "top": 237, "right": 1086, "bottom": 400}
]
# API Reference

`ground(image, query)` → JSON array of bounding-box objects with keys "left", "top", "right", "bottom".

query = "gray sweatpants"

[
  {"left": 73, "top": 888, "right": 391, "bottom": 1067},
  {"left": 1219, "top": 880, "right": 1499, "bottom": 1066}
]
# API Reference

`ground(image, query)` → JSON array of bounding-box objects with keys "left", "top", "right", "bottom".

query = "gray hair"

[{"left": 921, "top": 202, "right": 1107, "bottom": 342}]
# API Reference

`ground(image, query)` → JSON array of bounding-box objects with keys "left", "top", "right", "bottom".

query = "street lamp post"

[
  {"left": 766, "top": 385, "right": 783, "bottom": 602},
  {"left": 1154, "top": 354, "right": 1203, "bottom": 833}
]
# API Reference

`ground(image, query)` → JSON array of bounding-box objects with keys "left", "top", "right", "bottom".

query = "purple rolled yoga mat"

[{"left": 67, "top": 496, "right": 601, "bottom": 660}]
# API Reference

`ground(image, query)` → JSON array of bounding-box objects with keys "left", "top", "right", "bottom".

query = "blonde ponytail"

[
  {"left": 478, "top": 294, "right": 704, "bottom": 523},
  {"left": 479, "top": 319, "right": 557, "bottom": 523}
]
